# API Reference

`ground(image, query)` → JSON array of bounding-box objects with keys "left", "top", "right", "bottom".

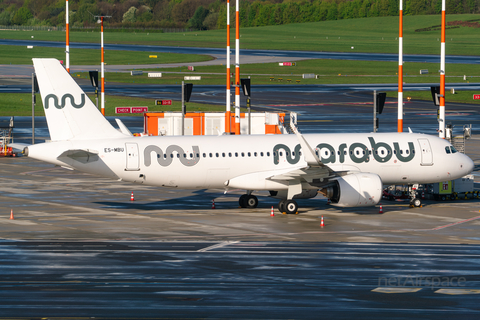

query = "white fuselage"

[{"left": 26, "top": 132, "right": 474, "bottom": 191}]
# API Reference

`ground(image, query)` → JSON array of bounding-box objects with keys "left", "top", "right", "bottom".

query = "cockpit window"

[{"left": 446, "top": 146, "right": 457, "bottom": 154}]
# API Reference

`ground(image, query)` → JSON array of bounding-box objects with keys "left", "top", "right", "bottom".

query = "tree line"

[{"left": 0, "top": 0, "right": 478, "bottom": 31}]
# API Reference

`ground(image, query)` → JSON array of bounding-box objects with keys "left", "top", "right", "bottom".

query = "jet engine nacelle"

[
  {"left": 269, "top": 189, "right": 318, "bottom": 200},
  {"left": 320, "top": 173, "right": 382, "bottom": 207}
]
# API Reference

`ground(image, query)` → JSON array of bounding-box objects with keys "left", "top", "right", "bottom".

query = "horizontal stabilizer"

[
  {"left": 57, "top": 149, "right": 99, "bottom": 164},
  {"left": 8, "top": 143, "right": 29, "bottom": 152}
]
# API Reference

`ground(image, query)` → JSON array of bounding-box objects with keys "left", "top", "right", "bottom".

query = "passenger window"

[
  {"left": 254, "top": 152, "right": 257, "bottom": 157},
  {"left": 209, "top": 153, "right": 213, "bottom": 157},
  {"left": 177, "top": 154, "right": 180, "bottom": 158},
  {"left": 241, "top": 152, "right": 245, "bottom": 157},
  {"left": 406, "top": 150, "right": 409, "bottom": 154},
  {"left": 248, "top": 152, "right": 251, "bottom": 157},
  {"left": 273, "top": 152, "right": 277, "bottom": 157},
  {"left": 183, "top": 153, "right": 186, "bottom": 158},
  {"left": 170, "top": 154, "right": 174, "bottom": 158},
  {"left": 400, "top": 150, "right": 403, "bottom": 154},
  {"left": 381, "top": 150, "right": 384, "bottom": 155},
  {"left": 196, "top": 153, "right": 199, "bottom": 158},
  {"left": 235, "top": 152, "right": 238, "bottom": 157},
  {"left": 222, "top": 153, "right": 225, "bottom": 157},
  {"left": 279, "top": 152, "right": 283, "bottom": 156},
  {"left": 267, "top": 152, "right": 270, "bottom": 157},
  {"left": 216, "top": 153, "right": 219, "bottom": 157},
  {"left": 164, "top": 154, "right": 167, "bottom": 159},
  {"left": 203, "top": 153, "right": 206, "bottom": 158},
  {"left": 260, "top": 152, "right": 264, "bottom": 157}
]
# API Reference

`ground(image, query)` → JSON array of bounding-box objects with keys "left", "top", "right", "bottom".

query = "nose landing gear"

[{"left": 409, "top": 184, "right": 422, "bottom": 208}]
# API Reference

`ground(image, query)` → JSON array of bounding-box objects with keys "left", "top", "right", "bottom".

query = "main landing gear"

[
  {"left": 238, "top": 193, "right": 298, "bottom": 214},
  {"left": 239, "top": 193, "right": 258, "bottom": 208},
  {"left": 278, "top": 199, "right": 298, "bottom": 215},
  {"left": 409, "top": 184, "right": 422, "bottom": 208}
]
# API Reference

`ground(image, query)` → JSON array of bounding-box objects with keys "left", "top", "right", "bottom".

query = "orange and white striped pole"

[
  {"left": 398, "top": 0, "right": 403, "bottom": 132},
  {"left": 225, "top": 0, "right": 231, "bottom": 134},
  {"left": 234, "top": 0, "right": 240, "bottom": 135},
  {"left": 439, "top": 0, "right": 446, "bottom": 139},
  {"left": 100, "top": 16, "right": 105, "bottom": 116},
  {"left": 66, "top": 0, "right": 70, "bottom": 73}
]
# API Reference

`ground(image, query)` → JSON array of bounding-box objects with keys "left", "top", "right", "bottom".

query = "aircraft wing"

[{"left": 267, "top": 165, "right": 336, "bottom": 183}]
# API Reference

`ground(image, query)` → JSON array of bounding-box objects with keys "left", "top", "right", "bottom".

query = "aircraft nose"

[{"left": 462, "top": 154, "right": 475, "bottom": 175}]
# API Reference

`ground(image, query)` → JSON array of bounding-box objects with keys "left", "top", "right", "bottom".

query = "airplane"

[{"left": 17, "top": 58, "right": 475, "bottom": 214}]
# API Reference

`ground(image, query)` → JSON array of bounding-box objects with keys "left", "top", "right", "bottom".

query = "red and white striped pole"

[
  {"left": 398, "top": 0, "right": 403, "bottom": 132},
  {"left": 66, "top": 0, "right": 70, "bottom": 73},
  {"left": 234, "top": 0, "right": 240, "bottom": 135},
  {"left": 439, "top": 0, "right": 446, "bottom": 139},
  {"left": 226, "top": 0, "right": 231, "bottom": 134},
  {"left": 100, "top": 16, "right": 105, "bottom": 116}
]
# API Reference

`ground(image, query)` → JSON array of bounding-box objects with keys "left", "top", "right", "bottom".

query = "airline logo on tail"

[{"left": 44, "top": 93, "right": 85, "bottom": 109}]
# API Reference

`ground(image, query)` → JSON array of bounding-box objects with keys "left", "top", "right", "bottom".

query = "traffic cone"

[
  {"left": 212, "top": 199, "right": 216, "bottom": 209},
  {"left": 327, "top": 198, "right": 331, "bottom": 205},
  {"left": 130, "top": 192, "right": 135, "bottom": 201},
  {"left": 379, "top": 204, "right": 383, "bottom": 214},
  {"left": 270, "top": 206, "right": 275, "bottom": 217},
  {"left": 421, "top": 191, "right": 425, "bottom": 200},
  {"left": 9, "top": 209, "right": 14, "bottom": 220},
  {"left": 320, "top": 216, "right": 324, "bottom": 228}
]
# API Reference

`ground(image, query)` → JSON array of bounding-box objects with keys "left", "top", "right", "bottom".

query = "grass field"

[
  {"left": 1, "top": 45, "right": 213, "bottom": 65},
  {"left": 0, "top": 93, "right": 227, "bottom": 117},
  {"left": 2, "top": 14, "right": 480, "bottom": 112},
  {"left": 1, "top": 14, "right": 480, "bottom": 55},
  {"left": 93, "top": 58, "right": 479, "bottom": 85}
]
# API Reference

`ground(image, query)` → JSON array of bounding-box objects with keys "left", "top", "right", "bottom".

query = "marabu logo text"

[
  {"left": 274, "top": 137, "right": 415, "bottom": 165},
  {"left": 44, "top": 94, "right": 85, "bottom": 109},
  {"left": 144, "top": 145, "right": 200, "bottom": 167}
]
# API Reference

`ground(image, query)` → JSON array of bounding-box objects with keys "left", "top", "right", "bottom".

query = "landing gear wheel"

[
  {"left": 278, "top": 200, "right": 286, "bottom": 213},
  {"left": 245, "top": 195, "right": 258, "bottom": 208},
  {"left": 411, "top": 198, "right": 422, "bottom": 207},
  {"left": 284, "top": 200, "right": 298, "bottom": 215},
  {"left": 239, "top": 194, "right": 247, "bottom": 208}
]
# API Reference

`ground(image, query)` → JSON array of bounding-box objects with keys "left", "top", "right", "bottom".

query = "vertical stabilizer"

[{"left": 33, "top": 58, "right": 125, "bottom": 141}]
